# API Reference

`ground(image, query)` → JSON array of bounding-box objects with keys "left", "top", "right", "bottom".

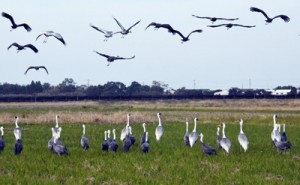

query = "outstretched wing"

[
  {"left": 24, "top": 66, "right": 34, "bottom": 75},
  {"left": 7, "top": 42, "right": 20, "bottom": 50},
  {"left": 250, "top": 7, "right": 270, "bottom": 20},
  {"left": 52, "top": 32, "right": 66, "bottom": 45},
  {"left": 1, "top": 12, "right": 16, "bottom": 25},
  {"left": 207, "top": 24, "right": 227, "bottom": 28},
  {"left": 24, "top": 44, "right": 38, "bottom": 53},
  {"left": 40, "top": 66, "right": 49, "bottom": 74},
  {"left": 18, "top": 23, "right": 31, "bottom": 32},
  {"left": 94, "top": 51, "right": 110, "bottom": 59},
  {"left": 113, "top": 17, "right": 126, "bottom": 31},
  {"left": 127, "top": 20, "right": 141, "bottom": 31},
  {"left": 232, "top": 24, "right": 256, "bottom": 28},
  {"left": 172, "top": 29, "right": 185, "bottom": 39},
  {"left": 115, "top": 55, "right": 135, "bottom": 60},
  {"left": 145, "top": 22, "right": 158, "bottom": 30},
  {"left": 35, "top": 33, "right": 45, "bottom": 41},
  {"left": 192, "top": 15, "right": 211, "bottom": 19},
  {"left": 216, "top": 18, "right": 239, "bottom": 21},
  {"left": 186, "top": 29, "right": 203, "bottom": 39},
  {"left": 273, "top": 15, "right": 290, "bottom": 22},
  {"left": 89, "top": 24, "right": 105, "bottom": 34}
]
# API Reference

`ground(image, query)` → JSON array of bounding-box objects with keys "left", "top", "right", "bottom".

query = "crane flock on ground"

[
  {"left": 1, "top": 6, "right": 292, "bottom": 71},
  {"left": 0, "top": 113, "right": 292, "bottom": 156}
]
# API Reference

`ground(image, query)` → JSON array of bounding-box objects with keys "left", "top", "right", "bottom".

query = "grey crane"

[
  {"left": 36, "top": 31, "right": 66, "bottom": 45},
  {"left": 199, "top": 133, "right": 217, "bottom": 155},
  {"left": 123, "top": 126, "right": 132, "bottom": 152},
  {"left": 207, "top": 23, "right": 255, "bottom": 30},
  {"left": 102, "top": 131, "right": 109, "bottom": 152},
  {"left": 0, "top": 127, "right": 5, "bottom": 153},
  {"left": 94, "top": 51, "right": 135, "bottom": 66},
  {"left": 145, "top": 22, "right": 177, "bottom": 34},
  {"left": 184, "top": 119, "right": 190, "bottom": 147},
  {"left": 1, "top": 12, "right": 31, "bottom": 32},
  {"left": 7, "top": 43, "right": 38, "bottom": 53},
  {"left": 90, "top": 23, "right": 116, "bottom": 41},
  {"left": 128, "top": 126, "right": 136, "bottom": 145},
  {"left": 238, "top": 119, "right": 249, "bottom": 152},
  {"left": 220, "top": 123, "right": 231, "bottom": 153},
  {"left": 189, "top": 118, "right": 199, "bottom": 148},
  {"left": 172, "top": 29, "right": 203, "bottom": 43},
  {"left": 140, "top": 123, "right": 147, "bottom": 144},
  {"left": 192, "top": 15, "right": 239, "bottom": 23},
  {"left": 141, "top": 132, "right": 150, "bottom": 153},
  {"left": 113, "top": 17, "right": 141, "bottom": 37},
  {"left": 155, "top": 112, "right": 164, "bottom": 141},
  {"left": 281, "top": 124, "right": 287, "bottom": 142},
  {"left": 24, "top": 66, "right": 48, "bottom": 75},
  {"left": 81, "top": 124, "right": 89, "bottom": 150},
  {"left": 14, "top": 139, "right": 23, "bottom": 155},
  {"left": 14, "top": 116, "right": 21, "bottom": 141},
  {"left": 274, "top": 140, "right": 292, "bottom": 153},
  {"left": 121, "top": 113, "right": 131, "bottom": 141},
  {"left": 109, "top": 129, "right": 118, "bottom": 152},
  {"left": 250, "top": 7, "right": 290, "bottom": 24}
]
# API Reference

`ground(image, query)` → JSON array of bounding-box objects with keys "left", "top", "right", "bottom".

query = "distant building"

[
  {"left": 266, "top": 89, "right": 292, "bottom": 96},
  {"left": 214, "top": 89, "right": 230, "bottom": 96}
]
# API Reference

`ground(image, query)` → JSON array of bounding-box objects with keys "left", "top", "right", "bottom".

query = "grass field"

[{"left": 0, "top": 100, "right": 300, "bottom": 184}]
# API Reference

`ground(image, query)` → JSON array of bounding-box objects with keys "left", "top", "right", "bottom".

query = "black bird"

[
  {"left": 0, "top": 127, "right": 5, "bottom": 153},
  {"left": 207, "top": 23, "right": 256, "bottom": 30},
  {"left": 250, "top": 7, "right": 290, "bottom": 24},
  {"left": 145, "top": 22, "right": 177, "bottom": 34},
  {"left": 14, "top": 139, "right": 23, "bottom": 155},
  {"left": 94, "top": 51, "right": 135, "bottom": 66},
  {"left": 173, "top": 29, "right": 203, "bottom": 43},
  {"left": 24, "top": 66, "right": 48, "bottom": 75},
  {"left": 141, "top": 132, "right": 150, "bottom": 153},
  {"left": 52, "top": 139, "right": 68, "bottom": 156},
  {"left": 192, "top": 15, "right": 239, "bottom": 23},
  {"left": 7, "top": 43, "right": 38, "bottom": 53},
  {"left": 1, "top": 12, "right": 31, "bottom": 32},
  {"left": 274, "top": 140, "right": 292, "bottom": 153},
  {"left": 102, "top": 131, "right": 109, "bottom": 152},
  {"left": 36, "top": 31, "right": 66, "bottom": 45},
  {"left": 109, "top": 129, "right": 118, "bottom": 152},
  {"left": 113, "top": 17, "right": 141, "bottom": 37},
  {"left": 128, "top": 127, "right": 136, "bottom": 145},
  {"left": 199, "top": 133, "right": 217, "bottom": 155}
]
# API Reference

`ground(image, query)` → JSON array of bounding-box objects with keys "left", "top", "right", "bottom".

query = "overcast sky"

[{"left": 0, "top": 0, "right": 299, "bottom": 90}]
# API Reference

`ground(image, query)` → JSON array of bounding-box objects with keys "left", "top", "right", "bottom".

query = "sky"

[{"left": 0, "top": 0, "right": 299, "bottom": 90}]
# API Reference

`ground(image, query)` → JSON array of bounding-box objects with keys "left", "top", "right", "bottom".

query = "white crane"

[
  {"left": 120, "top": 113, "right": 131, "bottom": 141},
  {"left": 0, "top": 127, "right": 5, "bottom": 153},
  {"left": 189, "top": 118, "right": 199, "bottom": 148},
  {"left": 271, "top": 114, "right": 281, "bottom": 143},
  {"left": 81, "top": 124, "right": 89, "bottom": 150},
  {"left": 238, "top": 119, "right": 249, "bottom": 152},
  {"left": 155, "top": 112, "right": 164, "bottom": 141},
  {"left": 184, "top": 119, "right": 190, "bottom": 147},
  {"left": 14, "top": 116, "right": 21, "bottom": 140},
  {"left": 36, "top": 31, "right": 66, "bottom": 45}
]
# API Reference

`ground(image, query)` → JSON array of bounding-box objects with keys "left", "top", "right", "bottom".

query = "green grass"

[{"left": 0, "top": 120, "right": 300, "bottom": 184}]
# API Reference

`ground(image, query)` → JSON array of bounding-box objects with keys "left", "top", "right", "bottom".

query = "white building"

[{"left": 214, "top": 89, "right": 230, "bottom": 96}]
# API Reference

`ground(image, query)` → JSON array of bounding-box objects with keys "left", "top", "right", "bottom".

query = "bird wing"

[
  {"left": 250, "top": 7, "right": 270, "bottom": 20},
  {"left": 52, "top": 32, "right": 66, "bottom": 45},
  {"left": 113, "top": 17, "right": 126, "bottom": 31},
  {"left": 145, "top": 22, "right": 158, "bottom": 30},
  {"left": 232, "top": 24, "right": 255, "bottom": 28},
  {"left": 207, "top": 24, "right": 227, "bottom": 28},
  {"left": 1, "top": 12, "right": 16, "bottom": 25},
  {"left": 186, "top": 29, "right": 203, "bottom": 39},
  {"left": 40, "top": 66, "right": 49, "bottom": 74},
  {"left": 216, "top": 18, "right": 239, "bottom": 21},
  {"left": 273, "top": 15, "right": 290, "bottom": 22},
  {"left": 18, "top": 23, "right": 32, "bottom": 32},
  {"left": 24, "top": 44, "right": 38, "bottom": 53},
  {"left": 35, "top": 33, "right": 45, "bottom": 41},
  {"left": 94, "top": 51, "right": 110, "bottom": 59},
  {"left": 127, "top": 20, "right": 141, "bottom": 31},
  {"left": 89, "top": 24, "right": 105, "bottom": 34},
  {"left": 115, "top": 55, "right": 135, "bottom": 60},
  {"left": 24, "top": 66, "right": 34, "bottom": 75},
  {"left": 7, "top": 42, "right": 20, "bottom": 50},
  {"left": 172, "top": 29, "right": 185, "bottom": 39},
  {"left": 192, "top": 15, "right": 211, "bottom": 19}
]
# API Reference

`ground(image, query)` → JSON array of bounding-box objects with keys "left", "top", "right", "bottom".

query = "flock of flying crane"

[
  {"left": 0, "top": 113, "right": 292, "bottom": 156},
  {"left": 1, "top": 6, "right": 291, "bottom": 72}
]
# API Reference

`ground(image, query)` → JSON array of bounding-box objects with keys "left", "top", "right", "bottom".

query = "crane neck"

[
  {"left": 222, "top": 124, "right": 226, "bottom": 138},
  {"left": 193, "top": 118, "right": 197, "bottom": 132},
  {"left": 158, "top": 114, "right": 162, "bottom": 126},
  {"left": 240, "top": 122, "right": 244, "bottom": 134},
  {"left": 200, "top": 134, "right": 203, "bottom": 143},
  {"left": 127, "top": 114, "right": 130, "bottom": 127},
  {"left": 15, "top": 117, "right": 19, "bottom": 128},
  {"left": 186, "top": 121, "right": 189, "bottom": 132},
  {"left": 55, "top": 116, "right": 59, "bottom": 128},
  {"left": 143, "top": 124, "right": 146, "bottom": 132},
  {"left": 145, "top": 132, "right": 148, "bottom": 142},
  {"left": 217, "top": 127, "right": 220, "bottom": 136},
  {"left": 0, "top": 128, "right": 3, "bottom": 136},
  {"left": 283, "top": 124, "right": 285, "bottom": 132},
  {"left": 82, "top": 126, "right": 86, "bottom": 135},
  {"left": 113, "top": 130, "right": 116, "bottom": 140},
  {"left": 104, "top": 131, "right": 107, "bottom": 141}
]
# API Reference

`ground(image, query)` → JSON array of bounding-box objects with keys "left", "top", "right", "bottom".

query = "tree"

[{"left": 58, "top": 78, "right": 76, "bottom": 93}]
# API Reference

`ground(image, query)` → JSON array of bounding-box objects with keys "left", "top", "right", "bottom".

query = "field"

[{"left": 0, "top": 99, "right": 300, "bottom": 184}]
